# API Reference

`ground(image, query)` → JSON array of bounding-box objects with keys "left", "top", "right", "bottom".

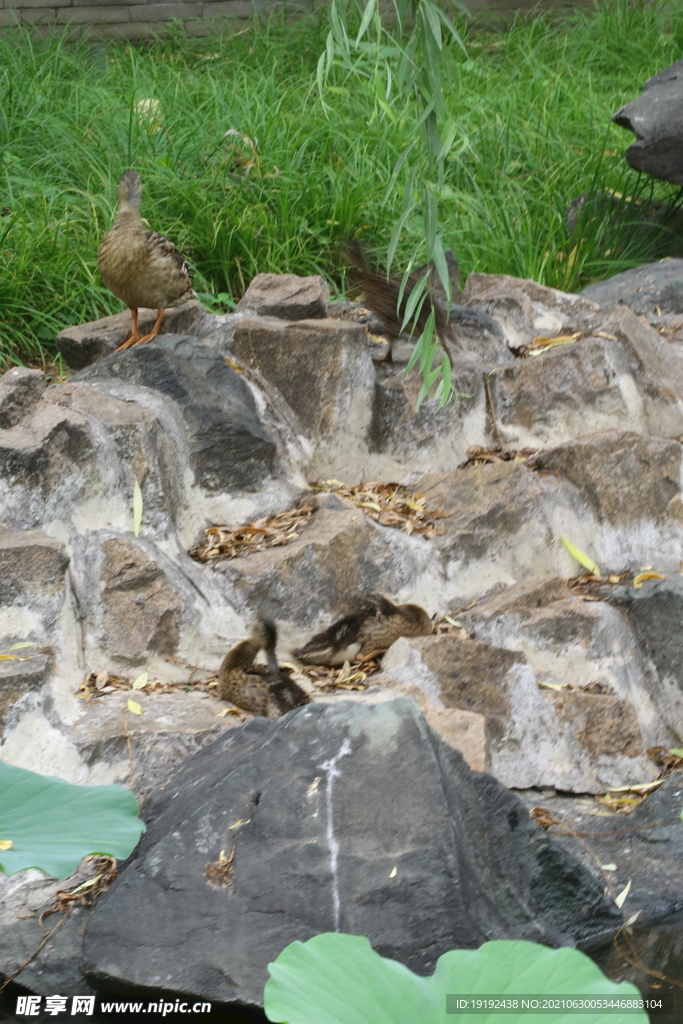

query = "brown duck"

[
  {"left": 219, "top": 617, "right": 310, "bottom": 718},
  {"left": 293, "top": 593, "right": 432, "bottom": 667},
  {"left": 97, "top": 170, "right": 195, "bottom": 353}
]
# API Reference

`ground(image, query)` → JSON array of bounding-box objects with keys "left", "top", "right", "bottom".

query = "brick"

[
  {"left": 58, "top": 4, "right": 128, "bottom": 19},
  {"left": 0, "top": 8, "right": 20, "bottom": 22},
  {"left": 95, "top": 19, "right": 164, "bottom": 36},
  {"left": 5, "top": 0, "right": 70, "bottom": 8},
  {"left": 202, "top": 0, "right": 268, "bottom": 13},
  {"left": 70, "top": 0, "right": 145, "bottom": 6},
  {"left": 129, "top": 3, "right": 197, "bottom": 19},
  {"left": 20, "top": 6, "right": 57, "bottom": 20}
]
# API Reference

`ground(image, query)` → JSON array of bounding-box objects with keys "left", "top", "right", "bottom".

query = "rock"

[
  {"left": 613, "top": 59, "right": 683, "bottom": 185},
  {"left": 463, "top": 272, "right": 600, "bottom": 334},
  {"left": 100, "top": 538, "right": 182, "bottom": 663},
  {"left": 83, "top": 699, "right": 620, "bottom": 1007},
  {"left": 0, "top": 655, "right": 51, "bottom": 727},
  {"left": 212, "top": 491, "right": 423, "bottom": 645},
  {"left": 530, "top": 431, "right": 682, "bottom": 526},
  {"left": 608, "top": 576, "right": 683, "bottom": 739},
  {"left": 580, "top": 258, "right": 683, "bottom": 316},
  {"left": 231, "top": 316, "right": 374, "bottom": 477},
  {"left": 55, "top": 300, "right": 207, "bottom": 370},
  {"left": 0, "top": 863, "right": 96, "bottom": 999},
  {"left": 0, "top": 368, "right": 45, "bottom": 429},
  {"left": 521, "top": 774, "right": 683, "bottom": 926},
  {"left": 235, "top": 272, "right": 329, "bottom": 320},
  {"left": 459, "top": 574, "right": 680, "bottom": 755},
  {"left": 0, "top": 528, "right": 69, "bottom": 706},
  {"left": 0, "top": 403, "right": 94, "bottom": 527},
  {"left": 74, "top": 334, "right": 279, "bottom": 493},
  {"left": 379, "top": 632, "right": 652, "bottom": 793}
]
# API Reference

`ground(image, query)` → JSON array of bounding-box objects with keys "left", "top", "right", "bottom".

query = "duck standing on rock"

[
  {"left": 97, "top": 170, "right": 195, "bottom": 353},
  {"left": 293, "top": 593, "right": 432, "bottom": 667},
  {"left": 219, "top": 617, "right": 311, "bottom": 719}
]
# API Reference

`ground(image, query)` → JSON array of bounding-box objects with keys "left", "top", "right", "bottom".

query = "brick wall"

[
  {"left": 0, "top": 0, "right": 590, "bottom": 41},
  {"left": 0, "top": 0, "right": 282, "bottom": 39}
]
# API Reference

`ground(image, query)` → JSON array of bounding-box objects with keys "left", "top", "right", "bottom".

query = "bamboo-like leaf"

[
  {"left": 560, "top": 535, "right": 600, "bottom": 576},
  {"left": 355, "top": 0, "right": 376, "bottom": 45},
  {"left": 133, "top": 479, "right": 143, "bottom": 537},
  {"left": 424, "top": 187, "right": 438, "bottom": 252},
  {"left": 383, "top": 141, "right": 417, "bottom": 205},
  {"left": 422, "top": 1, "right": 443, "bottom": 50}
]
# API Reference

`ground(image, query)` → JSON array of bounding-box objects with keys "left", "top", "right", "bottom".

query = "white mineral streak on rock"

[{"left": 318, "top": 736, "right": 352, "bottom": 931}]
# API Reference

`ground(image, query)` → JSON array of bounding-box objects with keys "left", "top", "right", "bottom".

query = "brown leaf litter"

[
  {"left": 205, "top": 847, "right": 236, "bottom": 888},
  {"left": 460, "top": 445, "right": 538, "bottom": 468},
  {"left": 310, "top": 479, "right": 448, "bottom": 536},
  {"left": 189, "top": 501, "right": 317, "bottom": 563},
  {"left": 567, "top": 569, "right": 633, "bottom": 601}
]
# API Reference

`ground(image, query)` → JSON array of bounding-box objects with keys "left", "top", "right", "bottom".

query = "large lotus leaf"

[
  {"left": 264, "top": 933, "right": 648, "bottom": 1024},
  {"left": 0, "top": 760, "right": 145, "bottom": 878}
]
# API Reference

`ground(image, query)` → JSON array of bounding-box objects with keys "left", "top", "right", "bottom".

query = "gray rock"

[
  {"left": 235, "top": 273, "right": 329, "bottom": 320},
  {"left": 380, "top": 631, "right": 652, "bottom": 794},
  {"left": 100, "top": 537, "right": 182, "bottom": 663},
  {"left": 55, "top": 300, "right": 208, "bottom": 370},
  {"left": 530, "top": 431, "right": 682, "bottom": 526},
  {"left": 74, "top": 334, "right": 278, "bottom": 493},
  {"left": 608, "top": 576, "right": 683, "bottom": 738},
  {"left": 521, "top": 774, "right": 683, "bottom": 926},
  {"left": 613, "top": 59, "right": 683, "bottom": 185},
  {"left": 580, "top": 259, "right": 683, "bottom": 316},
  {"left": 0, "top": 368, "right": 45, "bottom": 429},
  {"left": 83, "top": 698, "right": 620, "bottom": 1007},
  {"left": 0, "top": 655, "right": 51, "bottom": 727}
]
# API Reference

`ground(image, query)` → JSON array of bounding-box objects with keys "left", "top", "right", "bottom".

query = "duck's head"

[
  {"left": 248, "top": 616, "right": 279, "bottom": 672},
  {"left": 117, "top": 169, "right": 143, "bottom": 209}
]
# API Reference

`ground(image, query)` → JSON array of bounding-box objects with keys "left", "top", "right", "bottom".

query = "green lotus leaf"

[
  {"left": 0, "top": 760, "right": 145, "bottom": 878},
  {"left": 264, "top": 933, "right": 648, "bottom": 1024}
]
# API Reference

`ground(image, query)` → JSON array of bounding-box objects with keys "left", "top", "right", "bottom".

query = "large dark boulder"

[
  {"left": 74, "top": 334, "right": 278, "bottom": 493},
  {"left": 613, "top": 59, "right": 683, "bottom": 185},
  {"left": 83, "top": 698, "right": 620, "bottom": 1009}
]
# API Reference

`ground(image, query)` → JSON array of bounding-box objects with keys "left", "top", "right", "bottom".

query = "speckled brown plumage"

[
  {"left": 293, "top": 593, "right": 432, "bottom": 667},
  {"left": 219, "top": 618, "right": 310, "bottom": 719},
  {"left": 97, "top": 170, "right": 195, "bottom": 352}
]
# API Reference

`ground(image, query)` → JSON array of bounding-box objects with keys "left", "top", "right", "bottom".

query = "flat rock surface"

[
  {"left": 581, "top": 259, "right": 683, "bottom": 316},
  {"left": 83, "top": 699, "right": 619, "bottom": 1007}
]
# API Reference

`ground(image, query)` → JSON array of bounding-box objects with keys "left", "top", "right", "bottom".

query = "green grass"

[{"left": 2, "top": 1, "right": 683, "bottom": 367}]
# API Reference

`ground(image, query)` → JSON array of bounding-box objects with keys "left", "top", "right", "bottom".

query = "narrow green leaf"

[
  {"left": 560, "top": 535, "right": 601, "bottom": 576},
  {"left": 383, "top": 141, "right": 417, "bottom": 205},
  {"left": 355, "top": 0, "right": 376, "bottom": 45},
  {"left": 133, "top": 478, "right": 143, "bottom": 537},
  {"left": 422, "top": 0, "right": 443, "bottom": 49},
  {"left": 424, "top": 188, "right": 437, "bottom": 252}
]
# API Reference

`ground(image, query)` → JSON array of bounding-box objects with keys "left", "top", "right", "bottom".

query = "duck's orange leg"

[
  {"left": 114, "top": 309, "right": 142, "bottom": 353},
  {"left": 132, "top": 308, "right": 166, "bottom": 347}
]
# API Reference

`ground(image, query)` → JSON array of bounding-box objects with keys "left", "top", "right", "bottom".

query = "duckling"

[
  {"left": 97, "top": 170, "right": 196, "bottom": 353},
  {"left": 292, "top": 593, "right": 432, "bottom": 667},
  {"left": 219, "top": 617, "right": 310, "bottom": 719}
]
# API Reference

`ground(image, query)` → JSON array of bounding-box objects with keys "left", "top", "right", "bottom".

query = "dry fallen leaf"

[
  {"left": 132, "top": 671, "right": 149, "bottom": 690},
  {"left": 614, "top": 879, "right": 632, "bottom": 909},
  {"left": 633, "top": 571, "right": 666, "bottom": 589},
  {"left": 126, "top": 698, "right": 142, "bottom": 715},
  {"left": 0, "top": 840, "right": 13, "bottom": 851}
]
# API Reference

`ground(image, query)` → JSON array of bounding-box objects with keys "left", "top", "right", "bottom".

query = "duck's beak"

[{"left": 266, "top": 648, "right": 279, "bottom": 673}]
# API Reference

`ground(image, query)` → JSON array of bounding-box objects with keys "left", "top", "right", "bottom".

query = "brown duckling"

[
  {"left": 97, "top": 170, "right": 195, "bottom": 353},
  {"left": 219, "top": 617, "right": 310, "bottom": 719},
  {"left": 292, "top": 593, "right": 432, "bottom": 667}
]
